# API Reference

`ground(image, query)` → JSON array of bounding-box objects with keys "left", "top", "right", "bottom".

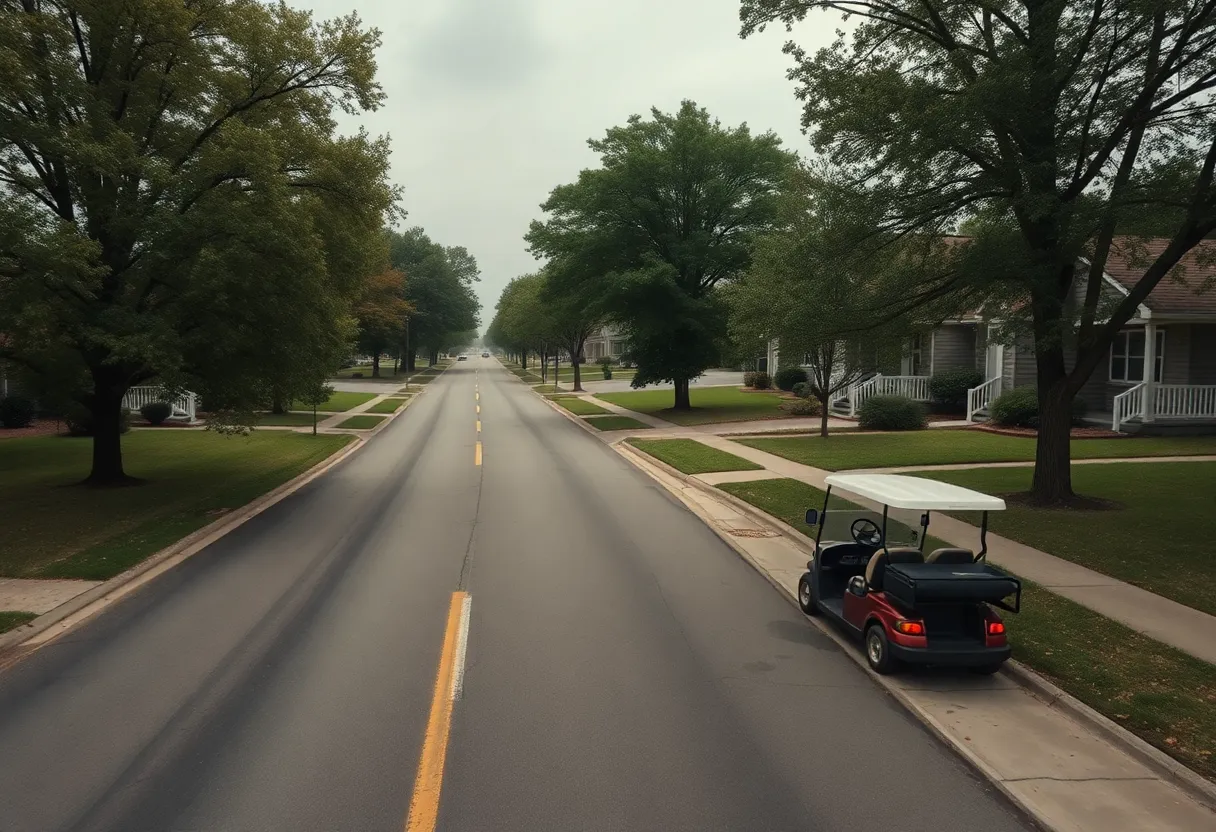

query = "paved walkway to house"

[{"left": 679, "top": 435, "right": 1216, "bottom": 665}]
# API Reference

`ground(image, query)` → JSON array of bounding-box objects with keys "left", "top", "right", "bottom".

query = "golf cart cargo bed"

[{"left": 884, "top": 562, "right": 1020, "bottom": 608}]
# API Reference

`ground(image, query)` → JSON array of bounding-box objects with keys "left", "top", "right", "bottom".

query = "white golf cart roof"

[{"left": 824, "top": 474, "right": 1006, "bottom": 512}]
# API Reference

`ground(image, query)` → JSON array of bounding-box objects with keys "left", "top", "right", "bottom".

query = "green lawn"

[
  {"left": 923, "top": 462, "right": 1216, "bottom": 616},
  {"left": 294, "top": 391, "right": 376, "bottom": 413},
  {"left": 597, "top": 387, "right": 788, "bottom": 426},
  {"left": 553, "top": 398, "right": 611, "bottom": 416},
  {"left": 715, "top": 475, "right": 1216, "bottom": 778},
  {"left": 628, "top": 438, "right": 764, "bottom": 475},
  {"left": 0, "top": 431, "right": 353, "bottom": 580},
  {"left": 738, "top": 431, "right": 1216, "bottom": 471},
  {"left": 255, "top": 412, "right": 319, "bottom": 427},
  {"left": 0, "top": 611, "right": 37, "bottom": 635},
  {"left": 366, "top": 397, "right": 408, "bottom": 414},
  {"left": 336, "top": 414, "right": 386, "bottom": 430},
  {"left": 584, "top": 416, "right": 653, "bottom": 432}
]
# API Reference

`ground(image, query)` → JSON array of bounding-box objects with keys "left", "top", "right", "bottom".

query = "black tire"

[
  {"left": 969, "top": 663, "right": 1004, "bottom": 676},
  {"left": 864, "top": 624, "right": 899, "bottom": 675},
  {"left": 797, "top": 575, "right": 820, "bottom": 616}
]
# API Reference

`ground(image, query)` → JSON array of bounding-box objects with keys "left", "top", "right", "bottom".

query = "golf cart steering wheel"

[{"left": 850, "top": 518, "right": 883, "bottom": 547}]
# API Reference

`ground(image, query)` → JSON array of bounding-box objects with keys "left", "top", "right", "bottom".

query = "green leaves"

[{"left": 525, "top": 100, "right": 795, "bottom": 392}]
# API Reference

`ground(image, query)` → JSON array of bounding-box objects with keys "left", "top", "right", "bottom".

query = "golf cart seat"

[
  {"left": 865, "top": 548, "right": 923, "bottom": 591},
  {"left": 926, "top": 547, "right": 975, "bottom": 565}
]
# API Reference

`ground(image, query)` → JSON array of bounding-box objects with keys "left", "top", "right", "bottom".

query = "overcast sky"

[{"left": 293, "top": 0, "right": 832, "bottom": 332}]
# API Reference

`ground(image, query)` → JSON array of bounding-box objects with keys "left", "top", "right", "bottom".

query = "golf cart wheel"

[
  {"left": 864, "top": 624, "right": 898, "bottom": 675},
  {"left": 797, "top": 574, "right": 820, "bottom": 616},
  {"left": 969, "top": 663, "right": 1004, "bottom": 676}
]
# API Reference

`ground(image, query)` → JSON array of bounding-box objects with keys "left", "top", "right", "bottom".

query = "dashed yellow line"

[
  {"left": 476, "top": 405, "right": 480, "bottom": 414},
  {"left": 476, "top": 420, "right": 481, "bottom": 433},
  {"left": 474, "top": 441, "right": 482, "bottom": 466},
  {"left": 475, "top": 392, "right": 479, "bottom": 401}
]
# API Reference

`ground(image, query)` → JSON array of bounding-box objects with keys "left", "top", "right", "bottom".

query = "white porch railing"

[
  {"left": 966, "top": 377, "right": 1003, "bottom": 423},
  {"left": 846, "top": 374, "right": 931, "bottom": 416},
  {"left": 122, "top": 386, "right": 198, "bottom": 421},
  {"left": 1154, "top": 384, "right": 1216, "bottom": 419},
  {"left": 1113, "top": 383, "right": 1216, "bottom": 431}
]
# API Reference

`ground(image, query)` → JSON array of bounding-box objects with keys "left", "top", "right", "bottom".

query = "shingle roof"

[{"left": 1105, "top": 238, "right": 1216, "bottom": 315}]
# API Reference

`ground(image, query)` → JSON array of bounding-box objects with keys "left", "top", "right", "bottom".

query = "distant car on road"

[
  {"left": 481, "top": 352, "right": 489, "bottom": 358},
  {"left": 457, "top": 354, "right": 468, "bottom": 361}
]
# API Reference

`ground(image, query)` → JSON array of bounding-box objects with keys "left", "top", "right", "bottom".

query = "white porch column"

[{"left": 1142, "top": 322, "right": 1157, "bottom": 422}]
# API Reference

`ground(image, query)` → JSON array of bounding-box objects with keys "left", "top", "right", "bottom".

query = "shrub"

[
  {"left": 139, "top": 401, "right": 173, "bottom": 425},
  {"left": 65, "top": 407, "right": 132, "bottom": 437},
  {"left": 791, "top": 381, "right": 813, "bottom": 399},
  {"left": 928, "top": 368, "right": 984, "bottom": 411},
  {"left": 780, "top": 398, "right": 822, "bottom": 416},
  {"left": 990, "top": 387, "right": 1090, "bottom": 428},
  {"left": 858, "top": 395, "right": 927, "bottom": 431},
  {"left": 989, "top": 387, "right": 1038, "bottom": 427},
  {"left": 597, "top": 356, "right": 615, "bottom": 367},
  {"left": 750, "top": 371, "right": 772, "bottom": 390},
  {"left": 0, "top": 395, "right": 36, "bottom": 428},
  {"left": 774, "top": 366, "right": 809, "bottom": 391},
  {"left": 743, "top": 371, "right": 758, "bottom": 387}
]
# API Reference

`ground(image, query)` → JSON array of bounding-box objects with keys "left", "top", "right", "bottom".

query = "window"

[{"left": 1110, "top": 329, "right": 1164, "bottom": 383}]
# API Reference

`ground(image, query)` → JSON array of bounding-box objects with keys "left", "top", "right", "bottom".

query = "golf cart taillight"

[
  {"left": 894, "top": 620, "right": 925, "bottom": 635},
  {"left": 987, "top": 621, "right": 1006, "bottom": 636}
]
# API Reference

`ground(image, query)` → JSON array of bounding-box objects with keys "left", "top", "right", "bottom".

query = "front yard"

[
  {"left": 0, "top": 431, "right": 353, "bottom": 581},
  {"left": 714, "top": 475, "right": 1216, "bottom": 779},
  {"left": 924, "top": 462, "right": 1216, "bottom": 616},
  {"left": 738, "top": 430, "right": 1216, "bottom": 471},
  {"left": 597, "top": 387, "right": 789, "bottom": 426}
]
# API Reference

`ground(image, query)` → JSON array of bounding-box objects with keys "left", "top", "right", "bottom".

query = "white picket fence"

[{"left": 122, "top": 386, "right": 198, "bottom": 422}]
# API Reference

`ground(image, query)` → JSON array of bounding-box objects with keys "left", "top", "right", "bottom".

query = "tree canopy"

[
  {"left": 387, "top": 227, "right": 481, "bottom": 368},
  {"left": 0, "top": 0, "right": 397, "bottom": 483},
  {"left": 527, "top": 100, "right": 796, "bottom": 408},
  {"left": 740, "top": 0, "right": 1216, "bottom": 502}
]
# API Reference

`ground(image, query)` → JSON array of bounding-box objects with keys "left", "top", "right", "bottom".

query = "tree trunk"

[
  {"left": 1031, "top": 381, "right": 1075, "bottom": 504},
  {"left": 271, "top": 395, "right": 286, "bottom": 415},
  {"left": 673, "top": 377, "right": 691, "bottom": 410},
  {"left": 372, "top": 353, "right": 381, "bottom": 378},
  {"left": 407, "top": 350, "right": 416, "bottom": 372},
  {"left": 393, "top": 356, "right": 399, "bottom": 375},
  {"left": 540, "top": 350, "right": 547, "bottom": 382},
  {"left": 84, "top": 370, "right": 133, "bottom": 486},
  {"left": 572, "top": 358, "right": 582, "bottom": 392},
  {"left": 819, "top": 396, "right": 830, "bottom": 437},
  {"left": 429, "top": 349, "right": 438, "bottom": 366}
]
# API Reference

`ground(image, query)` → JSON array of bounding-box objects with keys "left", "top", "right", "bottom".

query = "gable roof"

[{"left": 1104, "top": 238, "right": 1216, "bottom": 315}]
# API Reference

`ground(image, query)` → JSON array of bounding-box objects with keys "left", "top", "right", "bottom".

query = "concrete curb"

[
  {"left": 0, "top": 384, "right": 430, "bottom": 663},
  {"left": 617, "top": 440, "right": 1216, "bottom": 828}
]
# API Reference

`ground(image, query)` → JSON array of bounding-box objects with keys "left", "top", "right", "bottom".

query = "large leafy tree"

[
  {"left": 741, "top": 0, "right": 1216, "bottom": 503},
  {"left": 0, "top": 0, "right": 395, "bottom": 484},
  {"left": 727, "top": 166, "right": 915, "bottom": 435},
  {"left": 355, "top": 267, "right": 412, "bottom": 378},
  {"left": 486, "top": 273, "right": 556, "bottom": 371},
  {"left": 527, "top": 101, "right": 795, "bottom": 409},
  {"left": 387, "top": 228, "right": 480, "bottom": 369}
]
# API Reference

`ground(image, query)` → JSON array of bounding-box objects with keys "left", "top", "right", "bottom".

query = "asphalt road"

[{"left": 0, "top": 358, "right": 1029, "bottom": 831}]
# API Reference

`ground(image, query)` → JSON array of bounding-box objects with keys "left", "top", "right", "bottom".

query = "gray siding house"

[{"left": 767, "top": 238, "right": 1216, "bottom": 432}]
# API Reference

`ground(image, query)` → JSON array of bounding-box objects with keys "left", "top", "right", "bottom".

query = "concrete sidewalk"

[
  {"left": 617, "top": 444, "right": 1215, "bottom": 831},
  {"left": 679, "top": 434, "right": 1216, "bottom": 666},
  {"left": 570, "top": 394, "right": 856, "bottom": 436}
]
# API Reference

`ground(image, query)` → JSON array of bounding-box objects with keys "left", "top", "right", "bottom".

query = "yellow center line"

[
  {"left": 475, "top": 405, "right": 480, "bottom": 414},
  {"left": 474, "top": 441, "right": 482, "bottom": 466},
  {"left": 405, "top": 591, "right": 469, "bottom": 832},
  {"left": 475, "top": 392, "right": 479, "bottom": 401},
  {"left": 476, "top": 420, "right": 481, "bottom": 433}
]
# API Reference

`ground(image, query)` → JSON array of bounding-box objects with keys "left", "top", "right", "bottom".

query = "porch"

[{"left": 121, "top": 386, "right": 199, "bottom": 423}]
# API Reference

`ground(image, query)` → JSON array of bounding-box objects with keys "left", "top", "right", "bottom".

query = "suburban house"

[
  {"left": 766, "top": 238, "right": 1216, "bottom": 433},
  {"left": 583, "top": 324, "right": 628, "bottom": 362}
]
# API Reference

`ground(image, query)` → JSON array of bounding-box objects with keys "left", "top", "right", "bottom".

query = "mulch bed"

[
  {"left": 967, "top": 424, "right": 1125, "bottom": 439},
  {"left": 0, "top": 421, "right": 69, "bottom": 440}
]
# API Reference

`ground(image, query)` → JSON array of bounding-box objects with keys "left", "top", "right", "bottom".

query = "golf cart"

[{"left": 797, "top": 474, "right": 1020, "bottom": 675}]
